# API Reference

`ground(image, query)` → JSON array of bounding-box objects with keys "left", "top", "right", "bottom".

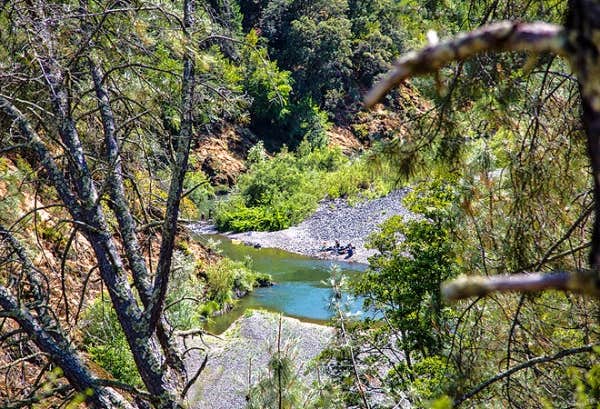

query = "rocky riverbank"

[
  {"left": 192, "top": 189, "right": 412, "bottom": 264},
  {"left": 183, "top": 310, "right": 334, "bottom": 409}
]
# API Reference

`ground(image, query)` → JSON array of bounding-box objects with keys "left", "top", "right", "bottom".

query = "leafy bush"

[
  {"left": 286, "top": 98, "right": 330, "bottom": 149},
  {"left": 242, "top": 29, "right": 293, "bottom": 127},
  {"left": 389, "top": 355, "right": 455, "bottom": 406},
  {"left": 215, "top": 144, "right": 395, "bottom": 232},
  {"left": 205, "top": 257, "right": 270, "bottom": 308},
  {"left": 215, "top": 145, "right": 321, "bottom": 231},
  {"left": 335, "top": 178, "right": 459, "bottom": 405},
  {"left": 81, "top": 297, "right": 142, "bottom": 387}
]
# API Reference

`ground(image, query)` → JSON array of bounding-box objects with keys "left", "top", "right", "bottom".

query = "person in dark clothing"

[{"left": 344, "top": 243, "right": 354, "bottom": 259}]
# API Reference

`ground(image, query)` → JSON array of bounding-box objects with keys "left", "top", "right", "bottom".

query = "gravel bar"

[{"left": 219, "top": 188, "right": 413, "bottom": 264}]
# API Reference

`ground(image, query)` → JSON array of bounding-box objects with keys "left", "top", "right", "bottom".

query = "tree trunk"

[
  {"left": 565, "top": 0, "right": 600, "bottom": 270},
  {"left": 148, "top": 0, "right": 197, "bottom": 336}
]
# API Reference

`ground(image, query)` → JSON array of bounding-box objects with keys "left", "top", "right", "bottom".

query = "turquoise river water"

[{"left": 195, "top": 234, "right": 368, "bottom": 334}]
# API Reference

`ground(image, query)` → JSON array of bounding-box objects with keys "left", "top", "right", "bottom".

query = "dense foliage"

[
  {"left": 4, "top": 0, "right": 600, "bottom": 408},
  {"left": 287, "top": 1, "right": 600, "bottom": 407},
  {"left": 358, "top": 179, "right": 458, "bottom": 361},
  {"left": 215, "top": 141, "right": 396, "bottom": 231},
  {"left": 316, "top": 179, "right": 459, "bottom": 407},
  {"left": 81, "top": 248, "right": 270, "bottom": 385}
]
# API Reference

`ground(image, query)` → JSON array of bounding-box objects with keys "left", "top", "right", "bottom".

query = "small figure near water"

[
  {"left": 344, "top": 243, "right": 354, "bottom": 259},
  {"left": 319, "top": 240, "right": 355, "bottom": 259}
]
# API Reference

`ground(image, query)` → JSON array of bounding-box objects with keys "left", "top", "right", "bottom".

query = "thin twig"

[{"left": 455, "top": 342, "right": 599, "bottom": 405}]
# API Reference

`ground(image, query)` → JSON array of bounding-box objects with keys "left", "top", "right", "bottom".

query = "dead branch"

[
  {"left": 365, "top": 21, "right": 567, "bottom": 108},
  {"left": 442, "top": 270, "right": 600, "bottom": 301},
  {"left": 95, "top": 378, "right": 153, "bottom": 401},
  {"left": 3, "top": 384, "right": 72, "bottom": 409}
]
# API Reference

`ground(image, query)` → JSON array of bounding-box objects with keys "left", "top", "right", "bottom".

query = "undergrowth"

[{"left": 81, "top": 249, "right": 270, "bottom": 385}]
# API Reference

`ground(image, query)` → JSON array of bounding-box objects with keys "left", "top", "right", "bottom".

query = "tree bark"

[
  {"left": 148, "top": 0, "right": 197, "bottom": 336},
  {"left": 0, "top": 227, "right": 135, "bottom": 409},
  {"left": 88, "top": 58, "right": 184, "bottom": 373},
  {"left": 565, "top": 0, "right": 600, "bottom": 269},
  {"left": 0, "top": 286, "right": 136, "bottom": 409}
]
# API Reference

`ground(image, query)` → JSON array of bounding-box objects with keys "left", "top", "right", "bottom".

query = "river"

[{"left": 195, "top": 234, "right": 368, "bottom": 334}]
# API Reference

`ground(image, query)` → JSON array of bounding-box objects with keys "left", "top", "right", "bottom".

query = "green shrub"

[
  {"left": 215, "top": 144, "right": 395, "bottom": 232},
  {"left": 183, "top": 167, "right": 214, "bottom": 212},
  {"left": 295, "top": 141, "right": 346, "bottom": 172},
  {"left": 199, "top": 300, "right": 220, "bottom": 318},
  {"left": 242, "top": 29, "right": 293, "bottom": 127},
  {"left": 287, "top": 97, "right": 330, "bottom": 149},
  {"left": 215, "top": 197, "right": 276, "bottom": 232},
  {"left": 215, "top": 145, "right": 321, "bottom": 231},
  {"left": 389, "top": 355, "right": 455, "bottom": 405},
  {"left": 81, "top": 296, "right": 142, "bottom": 387},
  {"left": 205, "top": 258, "right": 270, "bottom": 308}
]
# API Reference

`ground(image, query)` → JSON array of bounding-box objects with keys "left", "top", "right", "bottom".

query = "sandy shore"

[{"left": 191, "top": 189, "right": 413, "bottom": 264}]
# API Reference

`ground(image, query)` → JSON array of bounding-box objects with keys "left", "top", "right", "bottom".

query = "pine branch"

[{"left": 454, "top": 342, "right": 599, "bottom": 406}]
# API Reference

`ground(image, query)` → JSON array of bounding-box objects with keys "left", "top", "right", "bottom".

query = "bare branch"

[
  {"left": 95, "top": 378, "right": 153, "bottom": 401},
  {"left": 365, "top": 21, "right": 568, "bottom": 108},
  {"left": 0, "top": 352, "right": 47, "bottom": 371},
  {"left": 0, "top": 98, "right": 84, "bottom": 219},
  {"left": 3, "top": 384, "right": 72, "bottom": 409},
  {"left": 89, "top": 57, "right": 153, "bottom": 305},
  {"left": 137, "top": 218, "right": 197, "bottom": 232},
  {"left": 174, "top": 328, "right": 223, "bottom": 340},
  {"left": 442, "top": 270, "right": 600, "bottom": 301},
  {"left": 0, "top": 285, "right": 133, "bottom": 408}
]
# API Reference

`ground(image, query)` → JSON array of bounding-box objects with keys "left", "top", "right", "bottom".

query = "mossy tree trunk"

[{"left": 0, "top": 0, "right": 200, "bottom": 407}]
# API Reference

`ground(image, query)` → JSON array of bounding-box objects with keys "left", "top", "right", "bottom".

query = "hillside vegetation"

[{"left": 3, "top": 0, "right": 600, "bottom": 408}]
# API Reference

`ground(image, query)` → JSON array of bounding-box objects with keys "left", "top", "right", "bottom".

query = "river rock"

[
  {"left": 224, "top": 188, "right": 413, "bottom": 264},
  {"left": 183, "top": 310, "right": 334, "bottom": 409}
]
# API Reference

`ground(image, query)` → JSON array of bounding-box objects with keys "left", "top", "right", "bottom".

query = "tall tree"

[
  {"left": 0, "top": 0, "right": 203, "bottom": 407},
  {"left": 364, "top": 0, "right": 600, "bottom": 405}
]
